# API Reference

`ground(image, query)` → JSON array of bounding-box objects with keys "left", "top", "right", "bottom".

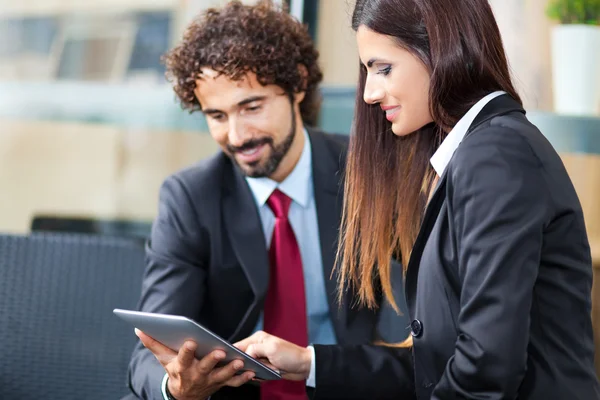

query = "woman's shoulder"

[
  {"left": 451, "top": 111, "right": 559, "bottom": 173},
  {"left": 447, "top": 111, "right": 579, "bottom": 216}
]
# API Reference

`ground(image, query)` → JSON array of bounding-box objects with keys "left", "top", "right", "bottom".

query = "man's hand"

[
  {"left": 136, "top": 328, "right": 255, "bottom": 400},
  {"left": 234, "top": 331, "right": 312, "bottom": 381}
]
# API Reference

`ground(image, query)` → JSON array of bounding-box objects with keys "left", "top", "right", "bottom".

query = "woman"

[{"left": 236, "top": 0, "right": 600, "bottom": 398}]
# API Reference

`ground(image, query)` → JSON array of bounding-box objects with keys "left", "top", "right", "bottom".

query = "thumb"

[
  {"left": 233, "top": 330, "right": 267, "bottom": 351},
  {"left": 233, "top": 337, "right": 252, "bottom": 352},
  {"left": 246, "top": 343, "right": 270, "bottom": 360}
]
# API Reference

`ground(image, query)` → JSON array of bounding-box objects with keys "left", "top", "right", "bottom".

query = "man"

[{"left": 127, "top": 1, "right": 409, "bottom": 399}]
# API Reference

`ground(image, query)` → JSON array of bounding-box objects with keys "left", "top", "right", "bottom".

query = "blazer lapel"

[
  {"left": 405, "top": 165, "right": 448, "bottom": 313},
  {"left": 222, "top": 160, "right": 270, "bottom": 340},
  {"left": 308, "top": 129, "right": 356, "bottom": 338}
]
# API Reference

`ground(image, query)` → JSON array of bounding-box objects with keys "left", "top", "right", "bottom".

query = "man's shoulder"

[
  {"left": 307, "top": 126, "right": 349, "bottom": 159},
  {"left": 165, "top": 151, "right": 232, "bottom": 196},
  {"left": 309, "top": 127, "right": 349, "bottom": 146}
]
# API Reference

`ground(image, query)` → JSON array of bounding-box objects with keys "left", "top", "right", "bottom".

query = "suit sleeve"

[
  {"left": 312, "top": 344, "right": 416, "bottom": 399},
  {"left": 432, "top": 128, "right": 549, "bottom": 399},
  {"left": 128, "top": 175, "right": 210, "bottom": 399}
]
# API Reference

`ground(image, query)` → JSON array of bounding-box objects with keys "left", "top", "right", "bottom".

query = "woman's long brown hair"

[{"left": 336, "top": 0, "right": 521, "bottom": 333}]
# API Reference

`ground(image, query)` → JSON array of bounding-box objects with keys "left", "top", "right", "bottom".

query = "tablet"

[{"left": 113, "top": 309, "right": 281, "bottom": 381}]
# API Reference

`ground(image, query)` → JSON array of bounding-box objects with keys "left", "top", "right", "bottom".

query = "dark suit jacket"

[
  {"left": 312, "top": 95, "right": 600, "bottom": 400},
  {"left": 127, "top": 128, "right": 406, "bottom": 399}
]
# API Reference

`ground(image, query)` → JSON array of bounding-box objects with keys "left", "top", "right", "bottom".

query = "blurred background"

[{"left": 0, "top": 0, "right": 598, "bottom": 239}]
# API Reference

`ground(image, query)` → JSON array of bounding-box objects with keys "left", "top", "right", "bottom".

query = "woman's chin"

[
  {"left": 391, "top": 124, "right": 415, "bottom": 137},
  {"left": 391, "top": 120, "right": 433, "bottom": 137}
]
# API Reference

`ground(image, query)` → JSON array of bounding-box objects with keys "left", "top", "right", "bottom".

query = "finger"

[
  {"left": 210, "top": 359, "right": 245, "bottom": 383},
  {"left": 135, "top": 328, "right": 177, "bottom": 366},
  {"left": 233, "top": 330, "right": 267, "bottom": 351},
  {"left": 196, "top": 349, "right": 227, "bottom": 374},
  {"left": 176, "top": 340, "right": 198, "bottom": 369},
  {"left": 255, "top": 358, "right": 280, "bottom": 373},
  {"left": 225, "top": 371, "right": 256, "bottom": 388},
  {"left": 245, "top": 343, "right": 270, "bottom": 360}
]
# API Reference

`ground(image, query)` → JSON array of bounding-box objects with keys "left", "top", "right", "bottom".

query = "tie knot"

[{"left": 267, "top": 189, "right": 291, "bottom": 219}]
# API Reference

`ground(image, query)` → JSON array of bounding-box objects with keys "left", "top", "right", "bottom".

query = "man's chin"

[
  {"left": 237, "top": 161, "right": 269, "bottom": 178},
  {"left": 232, "top": 152, "right": 278, "bottom": 178}
]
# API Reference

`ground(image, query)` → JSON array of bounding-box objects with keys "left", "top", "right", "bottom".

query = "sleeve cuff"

[
  {"left": 161, "top": 373, "right": 170, "bottom": 400},
  {"left": 306, "top": 345, "right": 316, "bottom": 388}
]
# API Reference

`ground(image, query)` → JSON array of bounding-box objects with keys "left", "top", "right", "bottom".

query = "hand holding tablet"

[
  {"left": 114, "top": 309, "right": 281, "bottom": 399},
  {"left": 114, "top": 309, "right": 281, "bottom": 381}
]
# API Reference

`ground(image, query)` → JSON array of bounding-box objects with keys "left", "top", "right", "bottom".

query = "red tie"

[{"left": 261, "top": 189, "right": 308, "bottom": 400}]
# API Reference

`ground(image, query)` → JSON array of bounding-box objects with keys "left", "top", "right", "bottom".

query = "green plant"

[{"left": 546, "top": 0, "right": 600, "bottom": 24}]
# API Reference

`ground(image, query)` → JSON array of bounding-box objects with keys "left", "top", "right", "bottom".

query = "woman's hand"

[{"left": 234, "top": 331, "right": 313, "bottom": 381}]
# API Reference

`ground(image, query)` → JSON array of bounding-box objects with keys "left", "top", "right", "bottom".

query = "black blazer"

[
  {"left": 127, "top": 128, "right": 404, "bottom": 399},
  {"left": 313, "top": 95, "right": 600, "bottom": 400}
]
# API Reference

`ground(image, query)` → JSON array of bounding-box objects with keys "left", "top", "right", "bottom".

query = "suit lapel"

[
  {"left": 308, "top": 129, "right": 356, "bottom": 338},
  {"left": 222, "top": 160, "right": 270, "bottom": 339},
  {"left": 405, "top": 169, "right": 447, "bottom": 312}
]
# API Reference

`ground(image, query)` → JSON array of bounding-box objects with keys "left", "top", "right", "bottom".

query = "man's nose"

[{"left": 227, "top": 117, "right": 246, "bottom": 148}]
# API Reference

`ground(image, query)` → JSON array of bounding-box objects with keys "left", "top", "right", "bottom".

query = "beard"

[{"left": 227, "top": 103, "right": 297, "bottom": 178}]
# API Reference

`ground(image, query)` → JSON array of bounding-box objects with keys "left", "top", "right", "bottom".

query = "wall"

[
  {"left": 485, "top": 0, "right": 554, "bottom": 110},
  {"left": 316, "top": 0, "right": 359, "bottom": 86},
  {"left": 0, "top": 119, "right": 218, "bottom": 233}
]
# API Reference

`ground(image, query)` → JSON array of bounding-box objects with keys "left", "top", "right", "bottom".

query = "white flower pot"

[{"left": 551, "top": 24, "right": 600, "bottom": 116}]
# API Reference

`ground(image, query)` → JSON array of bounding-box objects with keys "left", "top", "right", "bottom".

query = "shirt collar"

[
  {"left": 430, "top": 91, "right": 506, "bottom": 176},
  {"left": 245, "top": 128, "right": 312, "bottom": 208}
]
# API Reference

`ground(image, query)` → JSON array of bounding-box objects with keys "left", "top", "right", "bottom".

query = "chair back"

[{"left": 0, "top": 232, "right": 145, "bottom": 399}]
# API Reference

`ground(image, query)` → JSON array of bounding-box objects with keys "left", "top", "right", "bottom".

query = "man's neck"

[{"left": 269, "top": 120, "right": 306, "bottom": 183}]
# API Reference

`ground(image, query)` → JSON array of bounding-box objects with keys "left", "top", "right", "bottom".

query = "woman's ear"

[{"left": 294, "top": 64, "right": 308, "bottom": 104}]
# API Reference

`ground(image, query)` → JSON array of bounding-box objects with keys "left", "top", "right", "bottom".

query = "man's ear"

[{"left": 294, "top": 64, "right": 308, "bottom": 104}]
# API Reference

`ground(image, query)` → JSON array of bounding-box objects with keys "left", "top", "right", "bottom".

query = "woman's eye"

[{"left": 378, "top": 66, "right": 392, "bottom": 76}]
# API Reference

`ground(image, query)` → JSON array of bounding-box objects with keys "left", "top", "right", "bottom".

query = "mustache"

[{"left": 227, "top": 137, "right": 273, "bottom": 153}]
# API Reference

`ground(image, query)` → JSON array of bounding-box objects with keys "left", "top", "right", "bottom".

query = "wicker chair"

[{"left": 0, "top": 232, "right": 145, "bottom": 399}]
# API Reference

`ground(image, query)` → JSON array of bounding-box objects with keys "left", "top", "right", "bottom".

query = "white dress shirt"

[{"left": 430, "top": 91, "right": 506, "bottom": 176}]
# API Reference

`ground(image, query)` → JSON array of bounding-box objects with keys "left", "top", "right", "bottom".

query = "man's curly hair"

[{"left": 163, "top": 0, "right": 323, "bottom": 126}]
